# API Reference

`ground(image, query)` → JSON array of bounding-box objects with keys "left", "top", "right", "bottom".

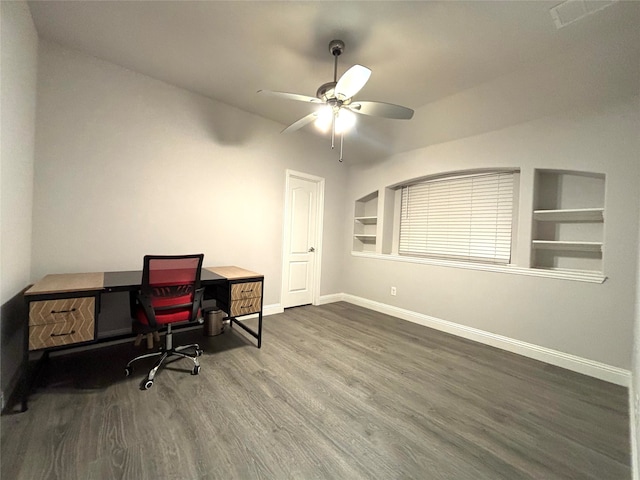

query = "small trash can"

[{"left": 204, "top": 308, "right": 225, "bottom": 336}]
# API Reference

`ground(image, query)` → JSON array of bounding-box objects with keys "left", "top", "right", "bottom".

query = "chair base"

[{"left": 126, "top": 324, "right": 202, "bottom": 389}]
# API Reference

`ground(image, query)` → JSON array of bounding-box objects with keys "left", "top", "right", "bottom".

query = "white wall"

[
  {"left": 344, "top": 98, "right": 640, "bottom": 371},
  {"left": 1, "top": 2, "right": 37, "bottom": 303},
  {"left": 0, "top": 1, "right": 38, "bottom": 402},
  {"left": 32, "top": 41, "right": 347, "bottom": 308}
]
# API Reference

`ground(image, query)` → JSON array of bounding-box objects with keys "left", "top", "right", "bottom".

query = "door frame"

[{"left": 280, "top": 169, "right": 325, "bottom": 307}]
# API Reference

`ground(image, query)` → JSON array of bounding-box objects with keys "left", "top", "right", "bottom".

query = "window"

[{"left": 399, "top": 171, "right": 516, "bottom": 264}]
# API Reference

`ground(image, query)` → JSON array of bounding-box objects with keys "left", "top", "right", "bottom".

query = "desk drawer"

[
  {"left": 29, "top": 297, "right": 95, "bottom": 350},
  {"left": 29, "top": 319, "right": 94, "bottom": 350},
  {"left": 231, "top": 281, "right": 261, "bottom": 300},
  {"left": 230, "top": 296, "right": 262, "bottom": 317},
  {"left": 29, "top": 297, "right": 95, "bottom": 326}
]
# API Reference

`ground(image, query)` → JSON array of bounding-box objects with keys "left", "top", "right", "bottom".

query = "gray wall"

[
  {"left": 343, "top": 97, "right": 640, "bottom": 370},
  {"left": 0, "top": 2, "right": 38, "bottom": 406},
  {"left": 32, "top": 41, "right": 347, "bottom": 308}
]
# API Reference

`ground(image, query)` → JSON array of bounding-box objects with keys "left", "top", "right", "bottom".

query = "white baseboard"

[
  {"left": 318, "top": 293, "right": 630, "bottom": 387},
  {"left": 317, "top": 294, "right": 343, "bottom": 305},
  {"left": 264, "top": 303, "right": 284, "bottom": 316}
]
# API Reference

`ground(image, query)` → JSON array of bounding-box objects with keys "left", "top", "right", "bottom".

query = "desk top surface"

[
  {"left": 204, "top": 266, "right": 262, "bottom": 280},
  {"left": 26, "top": 266, "right": 262, "bottom": 296},
  {"left": 25, "top": 272, "right": 105, "bottom": 295},
  {"left": 102, "top": 269, "right": 226, "bottom": 292}
]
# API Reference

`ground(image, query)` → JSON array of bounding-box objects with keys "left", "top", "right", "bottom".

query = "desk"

[{"left": 21, "top": 266, "right": 263, "bottom": 411}]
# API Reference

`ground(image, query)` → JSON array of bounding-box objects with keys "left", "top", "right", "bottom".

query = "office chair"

[{"left": 125, "top": 254, "right": 205, "bottom": 390}]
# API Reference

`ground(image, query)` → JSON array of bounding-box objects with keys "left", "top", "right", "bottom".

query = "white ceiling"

[{"left": 28, "top": 1, "right": 640, "bottom": 164}]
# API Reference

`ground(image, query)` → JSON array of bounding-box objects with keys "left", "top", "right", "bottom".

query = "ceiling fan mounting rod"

[{"left": 329, "top": 39, "right": 344, "bottom": 83}]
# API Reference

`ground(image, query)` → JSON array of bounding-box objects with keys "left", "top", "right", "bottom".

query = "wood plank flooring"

[{"left": 1, "top": 302, "right": 630, "bottom": 479}]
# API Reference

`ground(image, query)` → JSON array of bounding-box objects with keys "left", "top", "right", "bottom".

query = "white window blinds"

[{"left": 399, "top": 172, "right": 515, "bottom": 263}]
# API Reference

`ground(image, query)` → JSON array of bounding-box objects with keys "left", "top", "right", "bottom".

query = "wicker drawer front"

[
  {"left": 230, "top": 296, "right": 261, "bottom": 317},
  {"left": 29, "top": 319, "right": 95, "bottom": 350},
  {"left": 230, "top": 281, "right": 261, "bottom": 300},
  {"left": 29, "top": 297, "right": 95, "bottom": 326},
  {"left": 28, "top": 297, "right": 95, "bottom": 350}
]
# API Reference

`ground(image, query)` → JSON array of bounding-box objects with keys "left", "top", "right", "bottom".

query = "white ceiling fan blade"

[
  {"left": 349, "top": 101, "right": 414, "bottom": 120},
  {"left": 258, "top": 90, "right": 322, "bottom": 104},
  {"left": 281, "top": 112, "right": 317, "bottom": 134},
  {"left": 335, "top": 65, "right": 371, "bottom": 100}
]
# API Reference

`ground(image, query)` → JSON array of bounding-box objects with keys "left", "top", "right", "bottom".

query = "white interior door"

[{"left": 281, "top": 171, "right": 324, "bottom": 308}]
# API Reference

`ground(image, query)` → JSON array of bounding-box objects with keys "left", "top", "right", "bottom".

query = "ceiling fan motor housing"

[
  {"left": 329, "top": 39, "right": 345, "bottom": 56},
  {"left": 316, "top": 81, "right": 336, "bottom": 101},
  {"left": 257, "top": 36, "right": 413, "bottom": 150}
]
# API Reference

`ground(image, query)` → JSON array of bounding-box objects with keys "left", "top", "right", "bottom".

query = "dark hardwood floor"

[{"left": 1, "top": 302, "right": 630, "bottom": 479}]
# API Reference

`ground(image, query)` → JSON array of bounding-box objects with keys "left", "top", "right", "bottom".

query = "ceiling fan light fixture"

[
  {"left": 259, "top": 39, "right": 414, "bottom": 162},
  {"left": 314, "top": 105, "right": 334, "bottom": 132},
  {"left": 315, "top": 106, "right": 356, "bottom": 134},
  {"left": 335, "top": 108, "right": 356, "bottom": 134}
]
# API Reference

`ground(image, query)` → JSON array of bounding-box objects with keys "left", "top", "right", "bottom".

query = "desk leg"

[
  {"left": 20, "top": 350, "right": 50, "bottom": 412},
  {"left": 229, "top": 313, "right": 262, "bottom": 348},
  {"left": 20, "top": 360, "right": 29, "bottom": 412},
  {"left": 20, "top": 318, "right": 30, "bottom": 412}
]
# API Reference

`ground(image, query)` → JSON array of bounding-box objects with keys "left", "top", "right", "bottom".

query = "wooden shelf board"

[
  {"left": 354, "top": 234, "right": 377, "bottom": 243},
  {"left": 354, "top": 216, "right": 378, "bottom": 224},
  {"left": 533, "top": 208, "right": 604, "bottom": 222},
  {"left": 532, "top": 240, "right": 602, "bottom": 252}
]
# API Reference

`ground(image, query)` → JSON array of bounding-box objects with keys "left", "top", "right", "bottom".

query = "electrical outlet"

[{"left": 391, "top": 286, "right": 397, "bottom": 296}]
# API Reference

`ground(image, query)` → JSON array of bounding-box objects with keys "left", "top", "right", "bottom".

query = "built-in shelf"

[
  {"left": 532, "top": 208, "right": 604, "bottom": 222},
  {"left": 532, "top": 240, "right": 603, "bottom": 253},
  {"left": 353, "top": 192, "right": 379, "bottom": 253},
  {"left": 354, "top": 234, "right": 377, "bottom": 239},
  {"left": 532, "top": 170, "right": 605, "bottom": 273},
  {"left": 354, "top": 217, "right": 378, "bottom": 225},
  {"left": 354, "top": 216, "right": 378, "bottom": 224}
]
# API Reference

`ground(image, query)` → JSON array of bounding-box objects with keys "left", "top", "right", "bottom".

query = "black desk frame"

[{"left": 19, "top": 268, "right": 263, "bottom": 412}]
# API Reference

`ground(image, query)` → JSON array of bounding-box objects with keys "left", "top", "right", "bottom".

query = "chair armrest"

[{"left": 137, "top": 292, "right": 158, "bottom": 329}]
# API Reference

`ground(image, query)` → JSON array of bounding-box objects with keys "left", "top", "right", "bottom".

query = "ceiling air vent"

[{"left": 550, "top": 0, "right": 618, "bottom": 28}]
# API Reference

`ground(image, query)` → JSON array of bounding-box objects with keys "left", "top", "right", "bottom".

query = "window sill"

[{"left": 350, "top": 251, "right": 606, "bottom": 284}]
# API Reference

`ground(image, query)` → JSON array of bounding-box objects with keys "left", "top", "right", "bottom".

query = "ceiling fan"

[{"left": 258, "top": 39, "right": 414, "bottom": 162}]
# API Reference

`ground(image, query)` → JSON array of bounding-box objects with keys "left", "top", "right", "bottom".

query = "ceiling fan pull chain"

[
  {"left": 339, "top": 132, "right": 344, "bottom": 162},
  {"left": 331, "top": 114, "right": 336, "bottom": 149}
]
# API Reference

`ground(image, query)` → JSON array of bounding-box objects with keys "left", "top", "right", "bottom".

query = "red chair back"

[{"left": 137, "top": 254, "right": 204, "bottom": 327}]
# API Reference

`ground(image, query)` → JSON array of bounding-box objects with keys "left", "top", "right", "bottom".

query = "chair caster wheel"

[
  {"left": 192, "top": 365, "right": 201, "bottom": 375},
  {"left": 143, "top": 379, "right": 154, "bottom": 390},
  {"left": 125, "top": 367, "right": 132, "bottom": 377},
  {"left": 196, "top": 349, "right": 203, "bottom": 357}
]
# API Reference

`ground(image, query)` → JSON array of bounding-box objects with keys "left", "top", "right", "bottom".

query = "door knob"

[{"left": 308, "top": 247, "right": 315, "bottom": 252}]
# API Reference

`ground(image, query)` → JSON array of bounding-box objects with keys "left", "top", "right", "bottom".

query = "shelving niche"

[
  {"left": 353, "top": 191, "right": 378, "bottom": 252},
  {"left": 532, "top": 170, "right": 605, "bottom": 274}
]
